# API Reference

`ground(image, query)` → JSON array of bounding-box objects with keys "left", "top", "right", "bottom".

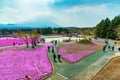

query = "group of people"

[
  {"left": 13, "top": 42, "right": 23, "bottom": 46},
  {"left": 17, "top": 75, "right": 31, "bottom": 80},
  {"left": 103, "top": 39, "right": 115, "bottom": 52},
  {"left": 48, "top": 40, "right": 62, "bottom": 63}
]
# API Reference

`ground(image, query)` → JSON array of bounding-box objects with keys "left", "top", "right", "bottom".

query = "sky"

[{"left": 0, "top": 0, "right": 120, "bottom": 27}]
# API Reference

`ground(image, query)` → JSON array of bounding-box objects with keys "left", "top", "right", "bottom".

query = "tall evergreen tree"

[{"left": 95, "top": 16, "right": 120, "bottom": 39}]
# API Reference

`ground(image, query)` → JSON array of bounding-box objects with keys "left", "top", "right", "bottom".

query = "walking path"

[
  {"left": 70, "top": 51, "right": 116, "bottom": 80},
  {"left": 45, "top": 39, "right": 120, "bottom": 80}
]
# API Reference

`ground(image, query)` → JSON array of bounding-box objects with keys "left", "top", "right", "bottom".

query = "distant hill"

[
  {"left": 18, "top": 17, "right": 61, "bottom": 28},
  {"left": 0, "top": 17, "right": 61, "bottom": 29}
]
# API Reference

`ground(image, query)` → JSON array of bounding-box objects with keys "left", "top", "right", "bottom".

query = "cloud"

[
  {"left": 0, "top": 1, "right": 120, "bottom": 27},
  {"left": 0, "top": 0, "right": 58, "bottom": 23},
  {"left": 52, "top": 3, "right": 120, "bottom": 27},
  {"left": 64, "top": 4, "right": 111, "bottom": 15}
]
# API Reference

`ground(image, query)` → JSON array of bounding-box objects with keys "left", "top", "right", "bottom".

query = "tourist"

[
  {"left": 55, "top": 40, "right": 57, "bottom": 46},
  {"left": 108, "top": 45, "right": 111, "bottom": 50},
  {"left": 48, "top": 46, "right": 50, "bottom": 52},
  {"left": 103, "top": 45, "right": 107, "bottom": 52},
  {"left": 118, "top": 48, "right": 120, "bottom": 51},
  {"left": 58, "top": 54, "right": 62, "bottom": 62},
  {"left": 112, "top": 46, "right": 114, "bottom": 51},
  {"left": 13, "top": 42, "right": 15, "bottom": 46},
  {"left": 53, "top": 54, "right": 57, "bottom": 62},
  {"left": 24, "top": 75, "right": 31, "bottom": 80},
  {"left": 105, "top": 38, "right": 108, "bottom": 45},
  {"left": 52, "top": 47, "right": 54, "bottom": 54}
]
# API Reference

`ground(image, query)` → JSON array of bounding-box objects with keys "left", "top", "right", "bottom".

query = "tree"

[
  {"left": 16, "top": 32, "right": 30, "bottom": 48},
  {"left": 96, "top": 19, "right": 105, "bottom": 38},
  {"left": 96, "top": 18, "right": 114, "bottom": 39},
  {"left": 30, "top": 30, "right": 40, "bottom": 48},
  {"left": 40, "top": 27, "right": 52, "bottom": 35},
  {"left": 16, "top": 29, "right": 40, "bottom": 48},
  {"left": 115, "top": 25, "right": 120, "bottom": 39}
]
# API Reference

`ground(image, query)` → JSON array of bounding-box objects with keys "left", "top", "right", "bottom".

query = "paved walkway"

[
  {"left": 70, "top": 51, "right": 116, "bottom": 80},
  {"left": 45, "top": 39, "right": 120, "bottom": 80}
]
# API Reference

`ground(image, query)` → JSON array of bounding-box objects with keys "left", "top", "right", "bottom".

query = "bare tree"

[
  {"left": 16, "top": 30, "right": 40, "bottom": 48},
  {"left": 30, "top": 30, "right": 40, "bottom": 48},
  {"left": 16, "top": 32, "right": 30, "bottom": 48}
]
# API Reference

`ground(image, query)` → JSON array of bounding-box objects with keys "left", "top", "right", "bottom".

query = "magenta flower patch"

[
  {"left": 0, "top": 38, "right": 41, "bottom": 47},
  {"left": 58, "top": 48, "right": 95, "bottom": 63},
  {"left": 0, "top": 43, "right": 53, "bottom": 80}
]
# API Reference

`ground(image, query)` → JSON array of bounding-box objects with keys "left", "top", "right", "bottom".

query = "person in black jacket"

[
  {"left": 52, "top": 47, "right": 54, "bottom": 54},
  {"left": 103, "top": 45, "right": 107, "bottom": 52},
  {"left": 53, "top": 54, "right": 57, "bottom": 62},
  {"left": 48, "top": 46, "right": 50, "bottom": 52},
  {"left": 58, "top": 54, "right": 62, "bottom": 62},
  {"left": 112, "top": 46, "right": 114, "bottom": 51}
]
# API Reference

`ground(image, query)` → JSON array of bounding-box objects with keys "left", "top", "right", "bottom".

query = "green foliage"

[
  {"left": 0, "top": 27, "right": 69, "bottom": 36},
  {"left": 95, "top": 15, "right": 120, "bottom": 39},
  {"left": 40, "top": 27, "right": 52, "bottom": 35},
  {"left": 63, "top": 39, "right": 71, "bottom": 42},
  {"left": 53, "top": 28, "right": 69, "bottom": 34},
  {"left": 77, "top": 39, "right": 91, "bottom": 44}
]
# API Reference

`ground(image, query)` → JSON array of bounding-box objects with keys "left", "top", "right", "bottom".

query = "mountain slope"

[
  {"left": 0, "top": 17, "right": 61, "bottom": 28},
  {"left": 18, "top": 17, "right": 61, "bottom": 28}
]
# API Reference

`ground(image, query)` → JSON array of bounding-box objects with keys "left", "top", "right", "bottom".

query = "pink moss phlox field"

[
  {"left": 0, "top": 38, "right": 41, "bottom": 47},
  {"left": 59, "top": 48, "right": 95, "bottom": 63},
  {"left": 0, "top": 43, "right": 53, "bottom": 80},
  {"left": 91, "top": 40, "right": 103, "bottom": 45}
]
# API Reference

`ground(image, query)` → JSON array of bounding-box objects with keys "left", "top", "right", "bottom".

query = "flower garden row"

[
  {"left": 0, "top": 43, "right": 53, "bottom": 80},
  {"left": 57, "top": 41, "right": 104, "bottom": 63},
  {"left": 0, "top": 37, "right": 41, "bottom": 47}
]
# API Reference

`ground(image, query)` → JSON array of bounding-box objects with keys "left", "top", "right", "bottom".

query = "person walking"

[
  {"left": 112, "top": 46, "right": 114, "bottom": 51},
  {"left": 53, "top": 54, "right": 57, "bottom": 62},
  {"left": 103, "top": 45, "right": 107, "bottom": 52},
  {"left": 48, "top": 46, "right": 50, "bottom": 52},
  {"left": 105, "top": 39, "right": 108, "bottom": 45},
  {"left": 58, "top": 54, "right": 62, "bottom": 62},
  {"left": 52, "top": 47, "right": 54, "bottom": 54}
]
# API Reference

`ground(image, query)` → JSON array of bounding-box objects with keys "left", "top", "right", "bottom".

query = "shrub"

[
  {"left": 63, "top": 39, "right": 73, "bottom": 42},
  {"left": 77, "top": 39, "right": 91, "bottom": 44}
]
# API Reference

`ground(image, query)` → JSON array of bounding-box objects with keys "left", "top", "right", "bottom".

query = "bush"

[
  {"left": 77, "top": 39, "right": 91, "bottom": 44},
  {"left": 63, "top": 39, "right": 74, "bottom": 42}
]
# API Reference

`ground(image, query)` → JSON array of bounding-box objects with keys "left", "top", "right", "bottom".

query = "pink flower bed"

[
  {"left": 0, "top": 43, "right": 53, "bottom": 80},
  {"left": 0, "top": 38, "right": 41, "bottom": 47},
  {"left": 58, "top": 48, "right": 95, "bottom": 63},
  {"left": 91, "top": 40, "right": 104, "bottom": 45}
]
